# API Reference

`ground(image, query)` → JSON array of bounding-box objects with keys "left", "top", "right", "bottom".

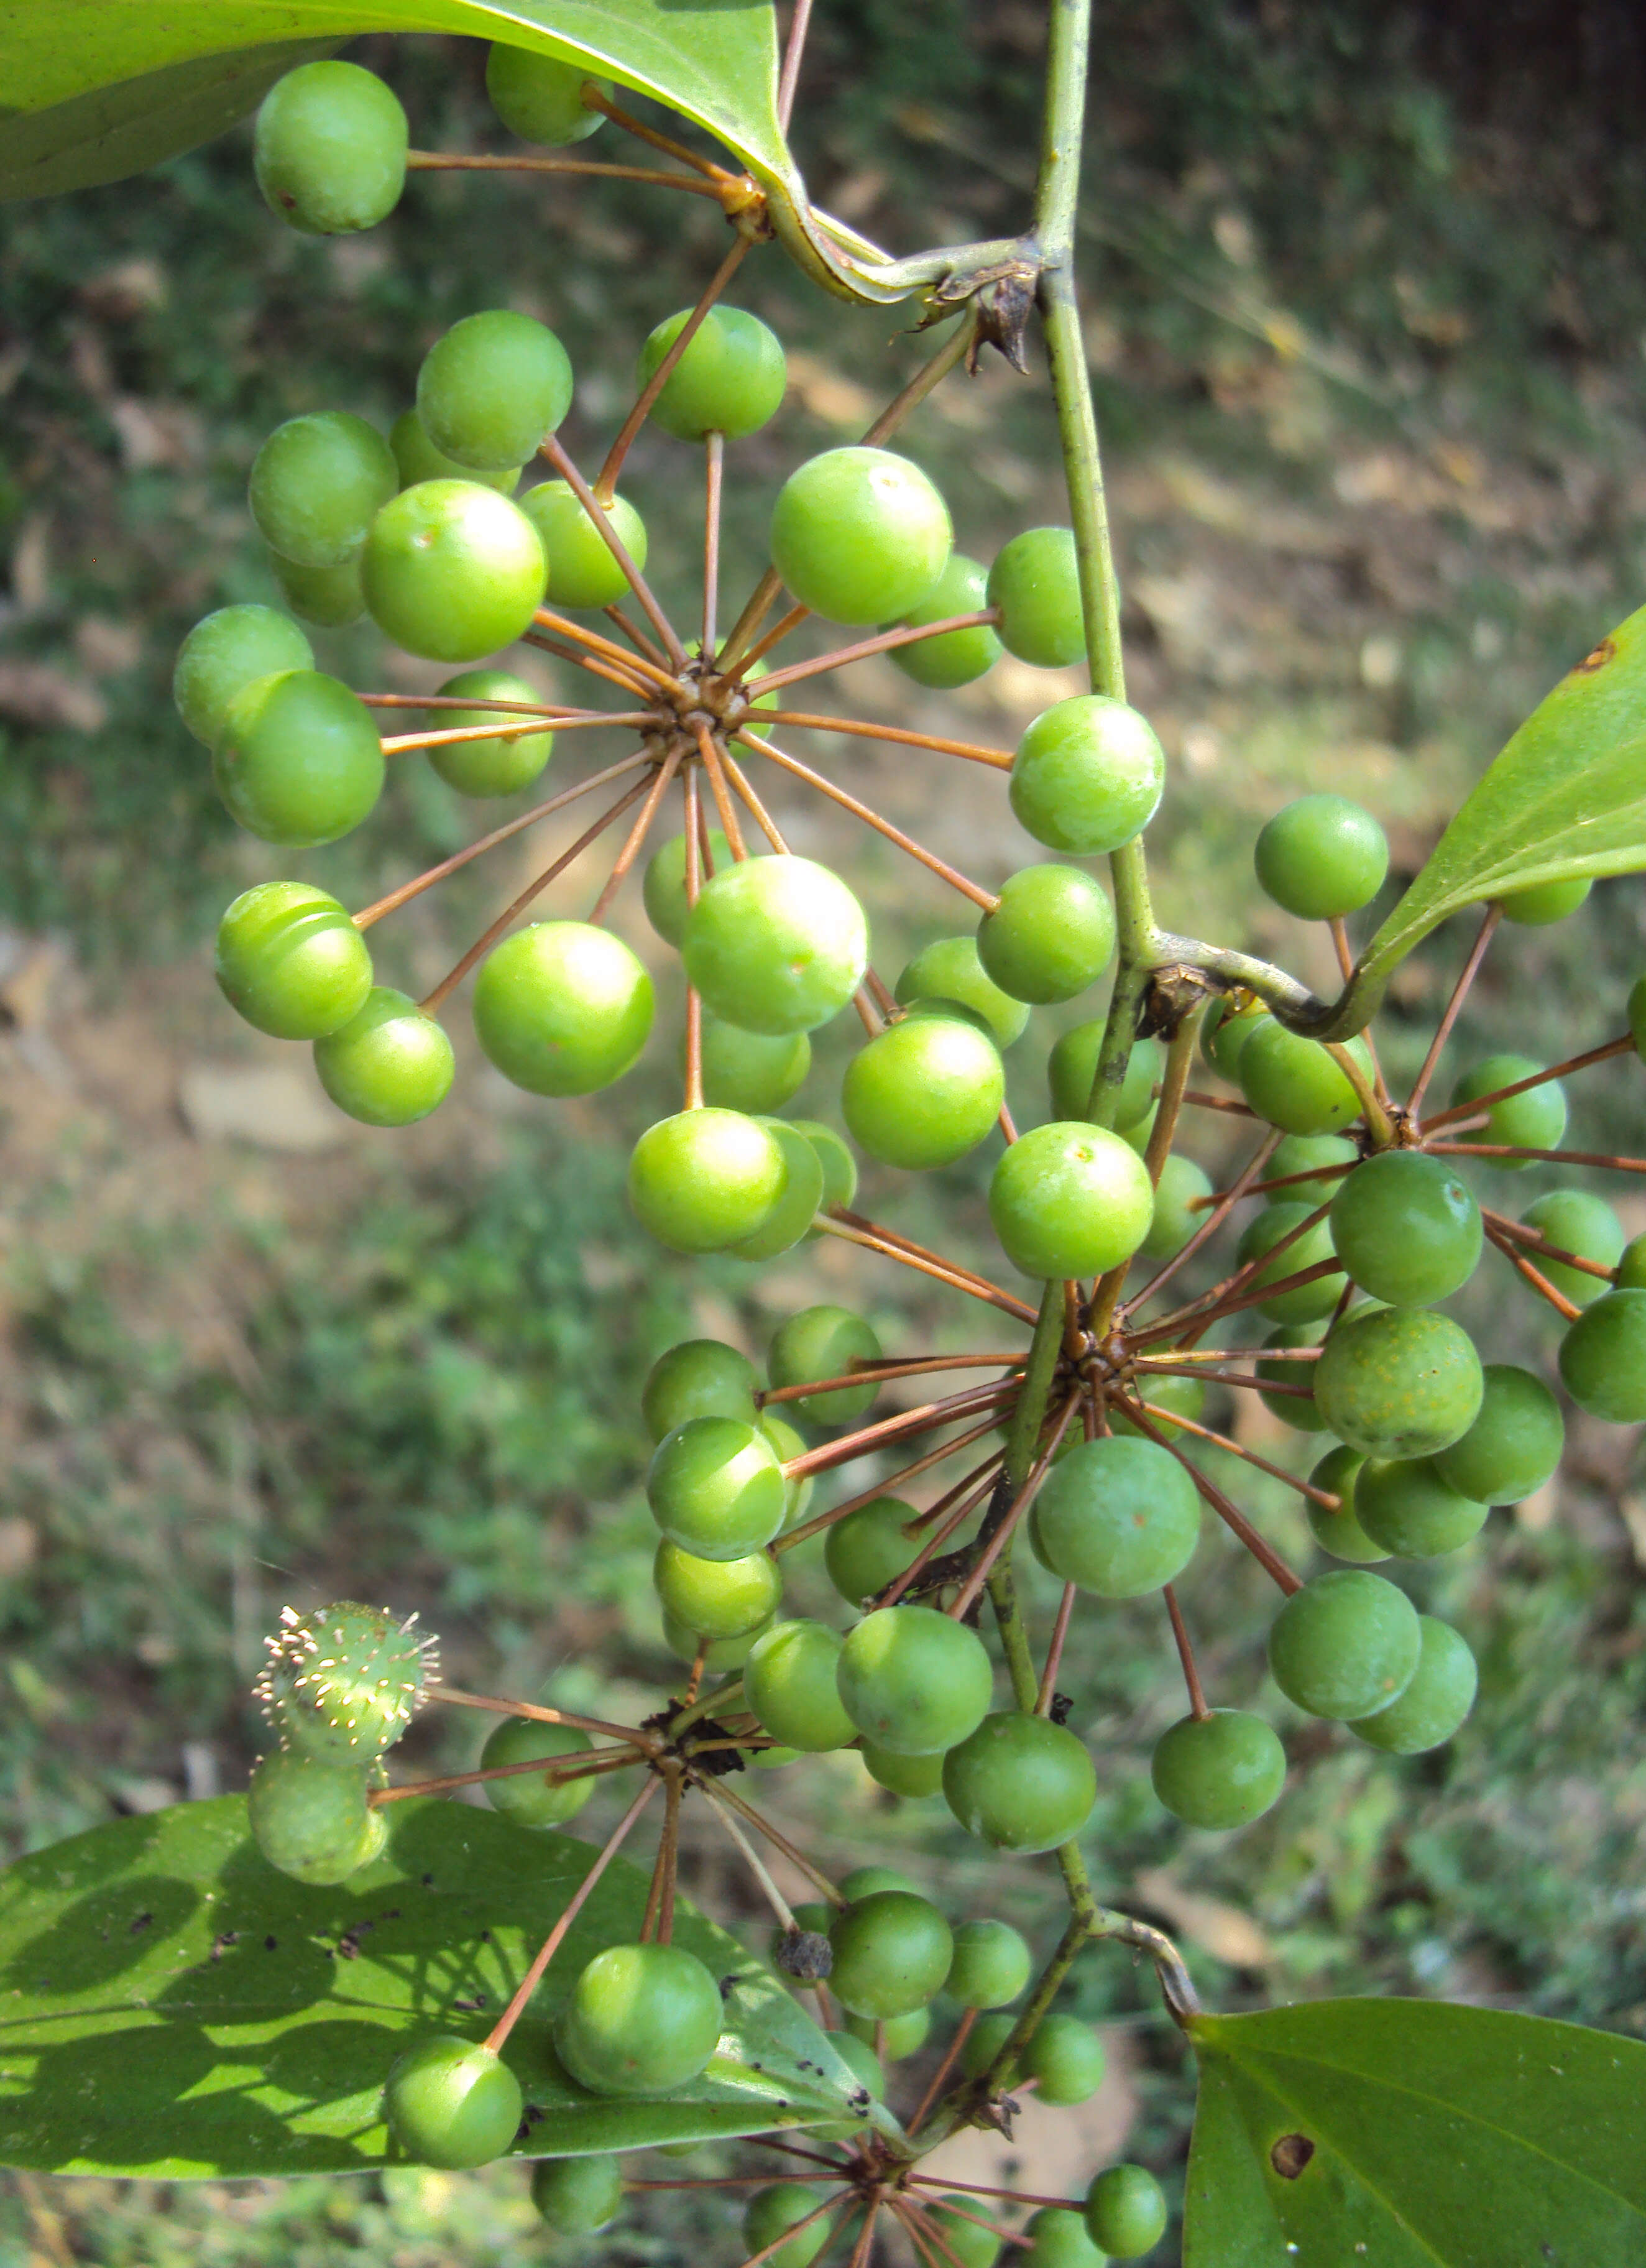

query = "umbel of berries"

[{"left": 257, "top": 1601, "right": 434, "bottom": 1761}]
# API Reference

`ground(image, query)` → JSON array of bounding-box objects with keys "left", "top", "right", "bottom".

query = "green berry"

[
  {"left": 827, "top": 1890, "right": 953, "bottom": 2019},
  {"left": 1266, "top": 1132, "right": 1358, "bottom": 1201},
  {"left": 314, "top": 989, "right": 455, "bottom": 1127},
  {"left": 214, "top": 670, "right": 384, "bottom": 846},
  {"left": 417, "top": 310, "right": 573, "bottom": 472},
  {"left": 1254, "top": 795, "right": 1388, "bottom": 920},
  {"left": 945, "top": 1919, "right": 1032, "bottom": 2009},
  {"left": 642, "top": 827, "right": 732, "bottom": 946},
  {"left": 1026, "top": 2015, "right": 1106, "bottom": 2105},
  {"left": 389, "top": 408, "right": 522, "bottom": 495},
  {"left": 762, "top": 1410, "right": 814, "bottom": 1528},
  {"left": 768, "top": 1304, "right": 883, "bottom": 1426},
  {"left": 1328, "top": 1151, "right": 1481, "bottom": 1307},
  {"left": 825, "top": 1496, "right": 919, "bottom": 1606},
  {"left": 987, "top": 526, "right": 1085, "bottom": 668},
  {"left": 840, "top": 1867, "right": 921, "bottom": 1902},
  {"left": 653, "top": 1539, "right": 782, "bottom": 1640},
  {"left": 1009, "top": 696, "right": 1164, "bottom": 855},
  {"left": 1140, "top": 1154, "right": 1213, "bottom": 1261},
  {"left": 942, "top": 1711, "right": 1097, "bottom": 1853},
  {"left": 926, "top": 2200, "right": 1004, "bottom": 2268},
  {"left": 1351, "top": 1615, "right": 1477, "bottom": 1754},
  {"left": 977, "top": 865, "right": 1115, "bottom": 1004},
  {"left": 1029, "top": 1437, "right": 1200, "bottom": 1597},
  {"left": 1234, "top": 1201, "right": 1345, "bottom": 1324},
  {"left": 1354, "top": 1455, "right": 1488, "bottom": 1557},
  {"left": 661, "top": 1610, "right": 775, "bottom": 1671},
  {"left": 270, "top": 549, "right": 366, "bottom": 626},
  {"left": 1619, "top": 1233, "right": 1646, "bottom": 1288},
  {"left": 628, "top": 1109, "right": 785, "bottom": 1252},
  {"left": 1305, "top": 1445, "right": 1386, "bottom": 1562},
  {"left": 960, "top": 2011, "right": 1017, "bottom": 2080},
  {"left": 889, "top": 553, "right": 1003, "bottom": 688},
  {"left": 836, "top": 1606, "right": 994, "bottom": 1755},
  {"left": 1110, "top": 1371, "right": 1207, "bottom": 1440},
  {"left": 487, "top": 45, "right": 610, "bottom": 144},
  {"left": 743, "top": 2185, "right": 831, "bottom": 2268},
  {"left": 1047, "top": 1027, "right": 1158, "bottom": 1127},
  {"left": 1313, "top": 1306, "right": 1483, "bottom": 1459},
  {"left": 1202, "top": 997, "right": 1267, "bottom": 1078},
  {"left": 425, "top": 670, "right": 551, "bottom": 797},
  {"left": 1238, "top": 1021, "right": 1376, "bottom": 1137},
  {"left": 642, "top": 1339, "right": 760, "bottom": 1443},
  {"left": 825, "top": 2028, "right": 888, "bottom": 2108},
  {"left": 730, "top": 1119, "right": 826, "bottom": 1260},
  {"left": 250, "top": 412, "right": 398, "bottom": 569},
  {"left": 647, "top": 1416, "right": 786, "bottom": 1559},
  {"left": 472, "top": 921, "right": 653, "bottom": 1096},
  {"left": 988, "top": 1122, "right": 1156, "bottom": 1281},
  {"left": 384, "top": 2036, "right": 522, "bottom": 2170},
  {"left": 254, "top": 62, "right": 407, "bottom": 235},
  {"left": 258, "top": 1600, "right": 430, "bottom": 1761},
  {"left": 1499, "top": 875, "right": 1591, "bottom": 924},
  {"left": 1023, "top": 2206, "right": 1107, "bottom": 2268},
  {"left": 746, "top": 1620, "right": 856, "bottom": 1751},
  {"left": 247, "top": 1748, "right": 381, "bottom": 1885},
  {"left": 214, "top": 881, "right": 372, "bottom": 1041},
  {"left": 845, "top": 2006, "right": 931, "bottom": 2060},
  {"left": 531, "top": 2154, "right": 623, "bottom": 2233},
  {"left": 362, "top": 481, "right": 547, "bottom": 663},
  {"left": 791, "top": 1120, "right": 858, "bottom": 1219},
  {"left": 896, "top": 936, "right": 1029, "bottom": 1048},
  {"left": 1257, "top": 1324, "right": 1330, "bottom": 1432},
  {"left": 1558, "top": 1288, "right": 1646, "bottom": 1421},
  {"left": 843, "top": 1013, "right": 1004, "bottom": 1170},
  {"left": 1085, "top": 2165, "right": 1167, "bottom": 2260},
  {"left": 1267, "top": 1568, "right": 1421, "bottom": 1721},
  {"left": 522, "top": 480, "right": 649, "bottom": 611},
  {"left": 862, "top": 1742, "right": 945, "bottom": 1797},
  {"left": 1432, "top": 1363, "right": 1563, "bottom": 1504},
  {"left": 1519, "top": 1189, "right": 1624, "bottom": 1307},
  {"left": 1448, "top": 1053, "right": 1566, "bottom": 1166},
  {"left": 1151, "top": 1708, "right": 1286, "bottom": 1830},
  {"left": 638, "top": 306, "right": 786, "bottom": 441},
  {"left": 554, "top": 1941, "right": 724, "bottom": 2096},
  {"left": 770, "top": 446, "right": 951, "bottom": 625},
  {"left": 173, "top": 605, "right": 313, "bottom": 746},
  {"left": 480, "top": 1718, "right": 595, "bottom": 1829},
  {"left": 694, "top": 1015, "right": 811, "bottom": 1112},
  {"left": 683, "top": 856, "right": 868, "bottom": 1035}
]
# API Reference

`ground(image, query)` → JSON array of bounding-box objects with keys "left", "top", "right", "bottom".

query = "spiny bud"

[{"left": 255, "top": 1600, "right": 436, "bottom": 1763}]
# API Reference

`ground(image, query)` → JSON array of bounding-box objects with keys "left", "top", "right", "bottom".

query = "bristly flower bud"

[{"left": 255, "top": 1600, "right": 436, "bottom": 1763}]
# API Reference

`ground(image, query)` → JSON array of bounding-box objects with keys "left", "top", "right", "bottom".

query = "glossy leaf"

[
  {"left": 1340, "top": 602, "right": 1646, "bottom": 1025},
  {"left": 1184, "top": 1995, "right": 1646, "bottom": 2266},
  {"left": 0, "top": 1796, "right": 887, "bottom": 2176}
]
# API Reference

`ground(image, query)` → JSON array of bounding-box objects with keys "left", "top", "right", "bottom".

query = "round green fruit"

[
  {"left": 641, "top": 828, "right": 732, "bottom": 945},
  {"left": 661, "top": 1610, "right": 775, "bottom": 1672},
  {"left": 259, "top": 1600, "right": 428, "bottom": 1761},
  {"left": 1351, "top": 1615, "right": 1478, "bottom": 1754},
  {"left": 926, "top": 2200, "right": 1004, "bottom": 2268},
  {"left": 1266, "top": 1132, "right": 1358, "bottom": 1202},
  {"left": 1253, "top": 795, "right": 1388, "bottom": 920},
  {"left": 1354, "top": 1456, "right": 1487, "bottom": 1558},
  {"left": 384, "top": 2036, "right": 522, "bottom": 2170},
  {"left": 746, "top": 1620, "right": 855, "bottom": 1751},
  {"left": 1151, "top": 1708, "right": 1286, "bottom": 1830},
  {"left": 1328, "top": 1151, "right": 1481, "bottom": 1307},
  {"left": 683, "top": 856, "right": 868, "bottom": 1035},
  {"left": 1257, "top": 1324, "right": 1330, "bottom": 1432},
  {"left": 531, "top": 2154, "right": 624, "bottom": 2233},
  {"left": 254, "top": 62, "right": 407, "bottom": 235},
  {"left": 845, "top": 2006, "right": 931, "bottom": 2060},
  {"left": 639, "top": 306, "right": 786, "bottom": 441},
  {"left": 768, "top": 1304, "right": 882, "bottom": 1426},
  {"left": 314, "top": 989, "right": 455, "bottom": 1126},
  {"left": 1030, "top": 1436, "right": 1200, "bottom": 1597},
  {"left": 843, "top": 1013, "right": 1003, "bottom": 1170},
  {"left": 827, "top": 1890, "right": 953, "bottom": 2020},
  {"left": 417, "top": 310, "right": 573, "bottom": 472},
  {"left": 646, "top": 1415, "right": 785, "bottom": 1560},
  {"left": 653, "top": 1540, "right": 781, "bottom": 1641},
  {"left": 730, "top": 1119, "right": 826, "bottom": 1261},
  {"left": 987, "top": 526, "right": 1085, "bottom": 669},
  {"left": 1305, "top": 1445, "right": 1386, "bottom": 1562},
  {"left": 1448, "top": 1054, "right": 1566, "bottom": 1166},
  {"left": 1267, "top": 1568, "right": 1421, "bottom": 1721},
  {"left": 770, "top": 446, "right": 952, "bottom": 625},
  {"left": 1499, "top": 875, "right": 1591, "bottom": 924},
  {"left": 472, "top": 921, "right": 652, "bottom": 1097},
  {"left": 959, "top": 2011, "right": 1017, "bottom": 2080},
  {"left": 835, "top": 1606, "right": 994, "bottom": 1755},
  {"left": 554, "top": 1941, "right": 724, "bottom": 2096},
  {"left": 1047, "top": 1026, "right": 1158, "bottom": 1127},
  {"left": 1234, "top": 1201, "right": 1345, "bottom": 1324},
  {"left": 1141, "top": 1153, "right": 1214, "bottom": 1261},
  {"left": 694, "top": 1015, "right": 811, "bottom": 1113},
  {"left": 522, "top": 479, "right": 648, "bottom": 611},
  {"left": 1519, "top": 1188, "right": 1624, "bottom": 1307},
  {"left": 1025, "top": 2015, "right": 1106, "bottom": 2105},
  {"left": 862, "top": 1742, "right": 945, "bottom": 1797},
  {"left": 247, "top": 1749, "right": 380, "bottom": 1885},
  {"left": 363, "top": 481, "right": 547, "bottom": 663},
  {"left": 1313, "top": 1306, "right": 1483, "bottom": 1459},
  {"left": 988, "top": 1121, "right": 1156, "bottom": 1281},
  {"left": 480, "top": 1718, "right": 595, "bottom": 1829},
  {"left": 742, "top": 2185, "right": 831, "bottom": 2268},
  {"left": 174, "top": 605, "right": 313, "bottom": 746},
  {"left": 791, "top": 1120, "right": 857, "bottom": 1221},
  {"left": 627, "top": 1109, "right": 785, "bottom": 1252},
  {"left": 1110, "top": 1370, "right": 1206, "bottom": 1441},
  {"left": 425, "top": 670, "right": 551, "bottom": 797},
  {"left": 214, "top": 881, "right": 372, "bottom": 1041},
  {"left": 389, "top": 408, "right": 521, "bottom": 496},
  {"left": 825, "top": 1496, "right": 919, "bottom": 1606},
  {"left": 487, "top": 45, "right": 610, "bottom": 144},
  {"left": 270, "top": 549, "right": 366, "bottom": 626},
  {"left": 840, "top": 1867, "right": 921, "bottom": 1903},
  {"left": 1238, "top": 1021, "right": 1375, "bottom": 1137},
  {"left": 977, "top": 865, "right": 1115, "bottom": 1005},
  {"left": 250, "top": 411, "right": 398, "bottom": 569},
  {"left": 1023, "top": 2207, "right": 1108, "bottom": 2268},
  {"left": 1431, "top": 1363, "right": 1563, "bottom": 1504},
  {"left": 896, "top": 935, "right": 1028, "bottom": 1048},
  {"left": 641, "top": 1339, "right": 760, "bottom": 1443},
  {"left": 1009, "top": 695, "right": 1165, "bottom": 855},
  {"left": 1558, "top": 1288, "right": 1646, "bottom": 1421},
  {"left": 1202, "top": 997, "right": 1267, "bottom": 1078},
  {"left": 889, "top": 553, "right": 1003, "bottom": 688},
  {"left": 945, "top": 1919, "right": 1032, "bottom": 2009},
  {"left": 942, "top": 1711, "right": 1097, "bottom": 1853},
  {"left": 763, "top": 1410, "right": 814, "bottom": 1529},
  {"left": 1085, "top": 2165, "right": 1167, "bottom": 2261},
  {"left": 214, "top": 670, "right": 384, "bottom": 847}
]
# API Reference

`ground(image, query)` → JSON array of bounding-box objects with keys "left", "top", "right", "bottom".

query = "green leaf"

[
  {"left": 0, "top": 1795, "right": 885, "bottom": 2176},
  {"left": 1347, "top": 604, "right": 1646, "bottom": 1016},
  {"left": 1184, "top": 1996, "right": 1646, "bottom": 2267}
]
